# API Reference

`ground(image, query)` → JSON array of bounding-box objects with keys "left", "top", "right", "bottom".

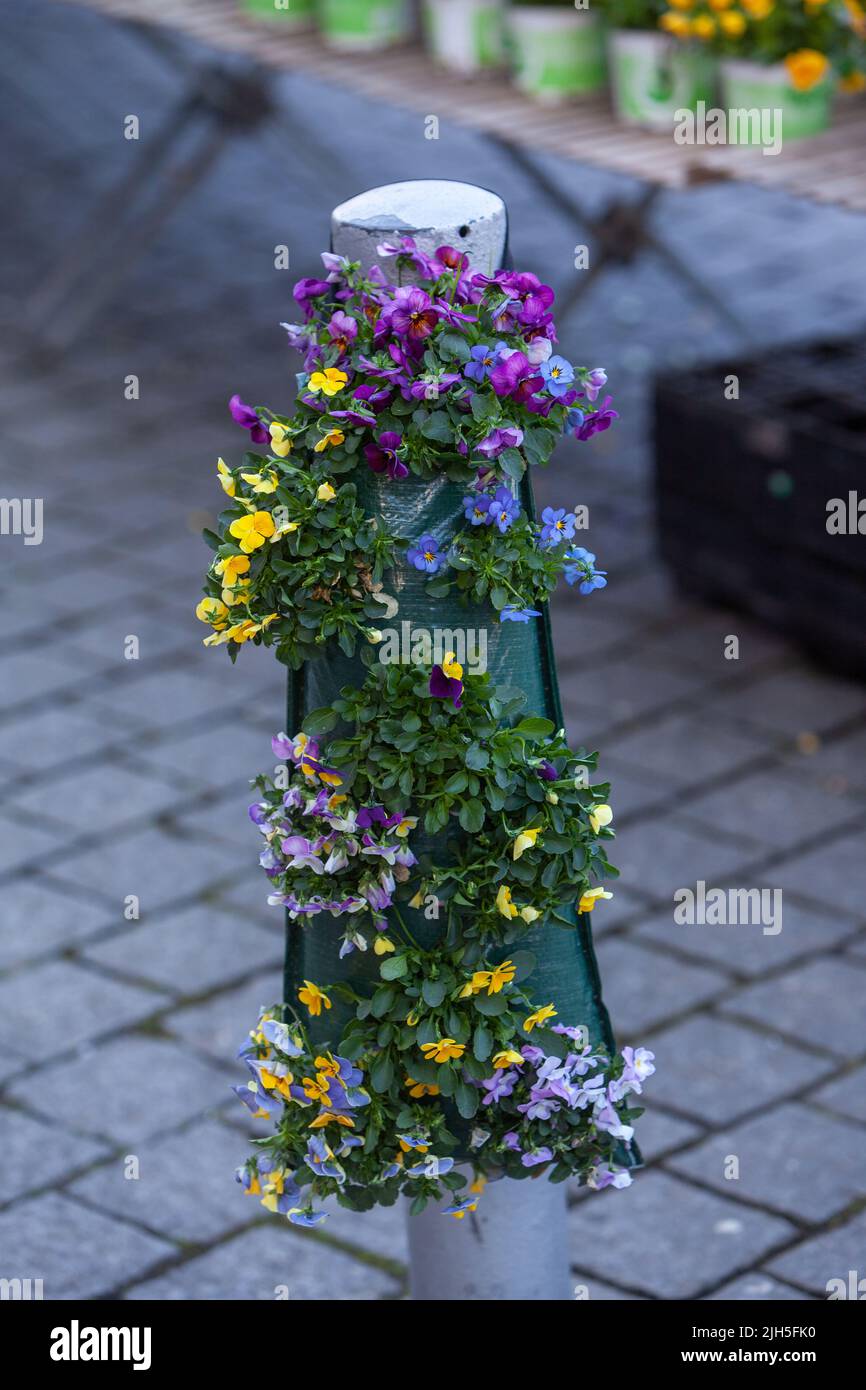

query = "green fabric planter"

[
  {"left": 720, "top": 59, "right": 832, "bottom": 142},
  {"left": 239, "top": 0, "right": 315, "bottom": 22},
  {"left": 609, "top": 30, "right": 716, "bottom": 129},
  {"left": 284, "top": 469, "right": 619, "bottom": 1076},
  {"left": 319, "top": 0, "right": 410, "bottom": 50},
  {"left": 423, "top": 0, "right": 506, "bottom": 73}
]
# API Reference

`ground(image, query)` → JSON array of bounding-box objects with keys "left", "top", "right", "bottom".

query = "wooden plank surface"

[{"left": 55, "top": 0, "right": 866, "bottom": 212}]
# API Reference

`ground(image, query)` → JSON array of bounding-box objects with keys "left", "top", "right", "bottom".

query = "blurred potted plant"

[
  {"left": 605, "top": 0, "right": 717, "bottom": 125},
  {"left": 239, "top": 0, "right": 315, "bottom": 24},
  {"left": 662, "top": 0, "right": 864, "bottom": 140},
  {"left": 423, "top": 0, "right": 507, "bottom": 72},
  {"left": 508, "top": 0, "right": 607, "bottom": 101},
  {"left": 319, "top": 0, "right": 411, "bottom": 50}
]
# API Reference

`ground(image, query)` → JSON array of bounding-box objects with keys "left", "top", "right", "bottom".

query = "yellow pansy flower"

[
  {"left": 240, "top": 469, "right": 279, "bottom": 494},
  {"left": 784, "top": 49, "right": 829, "bottom": 91},
  {"left": 316, "top": 481, "right": 337, "bottom": 502},
  {"left": 395, "top": 817, "right": 417, "bottom": 838},
  {"left": 222, "top": 578, "right": 250, "bottom": 607},
  {"left": 308, "top": 368, "right": 348, "bottom": 397},
  {"left": 492, "top": 1049, "right": 524, "bottom": 1069},
  {"left": 659, "top": 9, "right": 692, "bottom": 32},
  {"left": 229, "top": 511, "right": 276, "bottom": 553},
  {"left": 520, "top": 906, "right": 540, "bottom": 924},
  {"left": 589, "top": 804, "right": 613, "bottom": 834},
  {"left": 420, "top": 1038, "right": 466, "bottom": 1064},
  {"left": 314, "top": 1055, "right": 340, "bottom": 1078},
  {"left": 707, "top": 0, "right": 733, "bottom": 8},
  {"left": 524, "top": 1004, "right": 557, "bottom": 1033},
  {"left": 513, "top": 827, "right": 541, "bottom": 860},
  {"left": 195, "top": 596, "right": 229, "bottom": 629},
  {"left": 741, "top": 0, "right": 773, "bottom": 16},
  {"left": 579, "top": 886, "right": 614, "bottom": 913},
  {"left": 839, "top": 70, "right": 866, "bottom": 91},
  {"left": 405, "top": 1076, "right": 440, "bottom": 1098},
  {"left": 259, "top": 1068, "right": 293, "bottom": 1100},
  {"left": 469, "top": 1175, "right": 487, "bottom": 1195},
  {"left": 441, "top": 650, "right": 463, "bottom": 680},
  {"left": 309, "top": 1111, "right": 354, "bottom": 1129},
  {"left": 496, "top": 885, "right": 519, "bottom": 920},
  {"left": 216, "top": 458, "right": 236, "bottom": 496},
  {"left": 298, "top": 980, "right": 332, "bottom": 1017},
  {"left": 406, "top": 1009, "right": 420, "bottom": 1027},
  {"left": 374, "top": 936, "right": 396, "bottom": 955},
  {"left": 314, "top": 429, "right": 345, "bottom": 453},
  {"left": 668, "top": 0, "right": 694, "bottom": 7},
  {"left": 447, "top": 1199, "right": 478, "bottom": 1220},
  {"left": 216, "top": 553, "right": 251, "bottom": 587},
  {"left": 269, "top": 421, "right": 292, "bottom": 457},
  {"left": 487, "top": 960, "right": 516, "bottom": 995},
  {"left": 719, "top": 10, "right": 746, "bottom": 34},
  {"left": 691, "top": 13, "right": 716, "bottom": 36}
]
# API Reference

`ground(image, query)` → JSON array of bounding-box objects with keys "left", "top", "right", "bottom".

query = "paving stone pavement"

[{"left": 1, "top": 0, "right": 865, "bottom": 1301}]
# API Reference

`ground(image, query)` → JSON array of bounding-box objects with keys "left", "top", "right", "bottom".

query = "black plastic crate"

[{"left": 654, "top": 334, "right": 866, "bottom": 679}]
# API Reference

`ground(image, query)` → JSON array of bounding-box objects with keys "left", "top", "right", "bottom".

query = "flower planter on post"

[
  {"left": 238, "top": 0, "right": 315, "bottom": 26},
  {"left": 608, "top": 30, "right": 716, "bottom": 129},
  {"left": 423, "top": 0, "right": 507, "bottom": 73},
  {"left": 319, "top": 0, "right": 411, "bottom": 50},
  {"left": 507, "top": 3, "right": 606, "bottom": 102},
  {"left": 202, "top": 178, "right": 651, "bottom": 1299},
  {"left": 719, "top": 58, "right": 832, "bottom": 141}
]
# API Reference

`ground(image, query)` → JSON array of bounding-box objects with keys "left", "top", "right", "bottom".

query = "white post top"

[{"left": 331, "top": 180, "right": 507, "bottom": 277}]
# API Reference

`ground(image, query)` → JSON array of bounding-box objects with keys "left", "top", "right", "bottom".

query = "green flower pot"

[
  {"left": 319, "top": 0, "right": 410, "bottom": 50},
  {"left": 238, "top": 0, "right": 315, "bottom": 24},
  {"left": 609, "top": 29, "right": 716, "bottom": 130},
  {"left": 423, "top": 0, "right": 506, "bottom": 74},
  {"left": 508, "top": 5, "right": 606, "bottom": 102},
  {"left": 719, "top": 58, "right": 832, "bottom": 143}
]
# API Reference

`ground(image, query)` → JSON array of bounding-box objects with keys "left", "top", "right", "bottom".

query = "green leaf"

[
  {"left": 302, "top": 706, "right": 339, "bottom": 736},
  {"left": 473, "top": 1022, "right": 493, "bottom": 1062},
  {"left": 421, "top": 978, "right": 447, "bottom": 1008},
  {"left": 454, "top": 1079, "right": 480, "bottom": 1119},
  {"left": 465, "top": 743, "right": 490, "bottom": 771},
  {"left": 509, "top": 950, "right": 537, "bottom": 983},
  {"left": 444, "top": 770, "right": 468, "bottom": 795},
  {"left": 474, "top": 992, "right": 507, "bottom": 1017},
  {"left": 370, "top": 1053, "right": 394, "bottom": 1092},
  {"left": 514, "top": 716, "right": 555, "bottom": 738},
  {"left": 490, "top": 586, "right": 509, "bottom": 611},
  {"left": 380, "top": 955, "right": 408, "bottom": 981},
  {"left": 419, "top": 412, "right": 453, "bottom": 443},
  {"left": 458, "top": 798, "right": 485, "bottom": 833}
]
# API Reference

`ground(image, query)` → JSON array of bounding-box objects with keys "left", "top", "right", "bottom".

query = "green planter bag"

[
  {"left": 320, "top": 0, "right": 410, "bottom": 50},
  {"left": 238, "top": 0, "right": 315, "bottom": 24},
  {"left": 720, "top": 58, "right": 832, "bottom": 142},
  {"left": 508, "top": 3, "right": 606, "bottom": 101},
  {"left": 423, "top": 0, "right": 506, "bottom": 73},
  {"left": 609, "top": 29, "right": 716, "bottom": 128}
]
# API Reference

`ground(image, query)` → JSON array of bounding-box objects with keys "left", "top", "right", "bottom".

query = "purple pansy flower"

[
  {"left": 386, "top": 286, "right": 440, "bottom": 343},
  {"left": 364, "top": 431, "right": 407, "bottom": 480},
  {"left": 582, "top": 368, "right": 608, "bottom": 402},
  {"left": 429, "top": 658, "right": 463, "bottom": 709},
  {"left": 500, "top": 606, "right": 541, "bottom": 623},
  {"left": 570, "top": 396, "right": 619, "bottom": 441},
  {"left": 540, "top": 507, "right": 577, "bottom": 547},
  {"left": 521, "top": 1147, "right": 554, "bottom": 1169},
  {"left": 228, "top": 394, "right": 269, "bottom": 444},
  {"left": 465, "top": 343, "right": 503, "bottom": 383},
  {"left": 292, "top": 276, "right": 330, "bottom": 321},
  {"left": 563, "top": 546, "right": 607, "bottom": 594},
  {"left": 463, "top": 493, "right": 494, "bottom": 526},
  {"left": 475, "top": 426, "right": 524, "bottom": 460},
  {"left": 488, "top": 485, "right": 521, "bottom": 534}
]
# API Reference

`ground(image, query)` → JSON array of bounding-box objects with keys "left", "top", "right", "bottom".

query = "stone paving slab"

[
  {"left": 707, "top": 1273, "right": 815, "bottom": 1301},
  {"left": 0, "top": 816, "right": 58, "bottom": 876},
  {"left": 665, "top": 1103, "right": 866, "bottom": 1224},
  {"left": 9, "top": 760, "right": 186, "bottom": 835},
  {"left": 138, "top": 720, "right": 275, "bottom": 796},
  {"left": 568, "top": 1171, "right": 796, "bottom": 1300},
  {"left": 8, "top": 1035, "right": 232, "bottom": 1145},
  {"left": 645, "top": 1016, "right": 833, "bottom": 1125},
  {"left": 0, "top": 876, "right": 113, "bottom": 970},
  {"left": 612, "top": 818, "right": 752, "bottom": 906},
  {"left": 0, "top": 706, "right": 130, "bottom": 776},
  {"left": 632, "top": 897, "right": 860, "bottom": 978},
  {"left": 0, "top": 959, "right": 162, "bottom": 1060},
  {"left": 81, "top": 903, "right": 282, "bottom": 999},
  {"left": 0, "top": 1191, "right": 174, "bottom": 1299},
  {"left": 69, "top": 1117, "right": 253, "bottom": 1245},
  {"left": 124, "top": 1223, "right": 401, "bottom": 1300},
  {"left": 167, "top": 972, "right": 283, "bottom": 1066},
  {"left": 773, "top": 832, "right": 866, "bottom": 920},
  {"left": 684, "top": 769, "right": 861, "bottom": 854},
  {"left": 719, "top": 958, "right": 866, "bottom": 1060},
  {"left": 766, "top": 1211, "right": 866, "bottom": 1298},
  {"left": 594, "top": 936, "right": 728, "bottom": 1036},
  {"left": 0, "top": 1106, "right": 109, "bottom": 1206},
  {"left": 705, "top": 670, "right": 866, "bottom": 740},
  {"left": 49, "top": 824, "right": 237, "bottom": 914},
  {"left": 813, "top": 1064, "right": 866, "bottom": 1125}
]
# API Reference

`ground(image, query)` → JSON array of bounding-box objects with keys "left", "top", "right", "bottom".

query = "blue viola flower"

[
  {"left": 406, "top": 534, "right": 445, "bottom": 573},
  {"left": 463, "top": 493, "right": 494, "bottom": 526},
  {"left": 500, "top": 606, "right": 542, "bottom": 623},
  {"left": 288, "top": 1207, "right": 327, "bottom": 1228},
  {"left": 464, "top": 343, "right": 499, "bottom": 383},
  {"left": 540, "top": 355, "right": 575, "bottom": 398},
  {"left": 490, "top": 486, "right": 521, "bottom": 534},
  {"left": 539, "top": 506, "right": 576, "bottom": 547},
  {"left": 563, "top": 546, "right": 608, "bottom": 595}
]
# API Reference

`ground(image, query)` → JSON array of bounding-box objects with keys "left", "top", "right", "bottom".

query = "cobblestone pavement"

[{"left": 1, "top": 0, "right": 865, "bottom": 1301}]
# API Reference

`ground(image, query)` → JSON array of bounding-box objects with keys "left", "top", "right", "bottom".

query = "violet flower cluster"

[
  {"left": 475, "top": 1035, "right": 656, "bottom": 1190},
  {"left": 249, "top": 730, "right": 417, "bottom": 956}
]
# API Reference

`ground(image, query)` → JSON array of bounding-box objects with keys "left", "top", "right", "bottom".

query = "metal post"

[{"left": 331, "top": 181, "right": 571, "bottom": 1302}]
